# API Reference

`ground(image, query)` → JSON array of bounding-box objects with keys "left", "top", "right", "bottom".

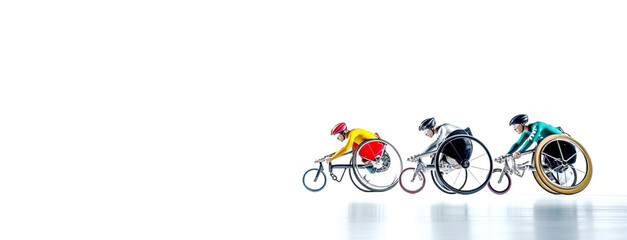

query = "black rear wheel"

[{"left": 435, "top": 135, "right": 492, "bottom": 195}]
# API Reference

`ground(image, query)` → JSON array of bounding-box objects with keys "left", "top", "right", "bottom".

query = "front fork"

[
  {"left": 314, "top": 162, "right": 324, "bottom": 182},
  {"left": 495, "top": 161, "right": 511, "bottom": 184},
  {"left": 411, "top": 158, "right": 436, "bottom": 182}
]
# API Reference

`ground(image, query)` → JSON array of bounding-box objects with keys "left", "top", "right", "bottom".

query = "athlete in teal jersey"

[
  {"left": 507, "top": 114, "right": 573, "bottom": 183},
  {"left": 508, "top": 114, "right": 564, "bottom": 160},
  {"left": 508, "top": 121, "right": 562, "bottom": 155}
]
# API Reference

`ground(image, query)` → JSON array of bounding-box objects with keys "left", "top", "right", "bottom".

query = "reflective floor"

[
  {"left": 343, "top": 199, "right": 598, "bottom": 240},
  {"left": 251, "top": 195, "right": 627, "bottom": 240}
]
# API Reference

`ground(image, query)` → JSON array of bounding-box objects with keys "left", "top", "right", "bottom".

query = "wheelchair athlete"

[
  {"left": 417, "top": 117, "right": 472, "bottom": 168},
  {"left": 315, "top": 122, "right": 386, "bottom": 173},
  {"left": 507, "top": 114, "right": 576, "bottom": 184}
]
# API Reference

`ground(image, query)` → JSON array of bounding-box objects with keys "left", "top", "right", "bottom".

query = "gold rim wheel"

[
  {"left": 534, "top": 134, "right": 592, "bottom": 194},
  {"left": 532, "top": 171, "right": 559, "bottom": 194}
]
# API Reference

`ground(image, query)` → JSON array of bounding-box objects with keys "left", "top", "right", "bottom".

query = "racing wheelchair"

[
  {"left": 488, "top": 133, "right": 592, "bottom": 195},
  {"left": 399, "top": 129, "right": 494, "bottom": 194},
  {"left": 302, "top": 139, "right": 403, "bottom": 192}
]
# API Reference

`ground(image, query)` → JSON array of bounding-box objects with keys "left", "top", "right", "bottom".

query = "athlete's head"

[
  {"left": 509, "top": 114, "right": 528, "bottom": 134},
  {"left": 419, "top": 117, "right": 436, "bottom": 138},
  {"left": 331, "top": 122, "right": 349, "bottom": 142}
]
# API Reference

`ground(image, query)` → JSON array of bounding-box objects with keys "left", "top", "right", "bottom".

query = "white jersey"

[{"left": 422, "top": 123, "right": 461, "bottom": 154}]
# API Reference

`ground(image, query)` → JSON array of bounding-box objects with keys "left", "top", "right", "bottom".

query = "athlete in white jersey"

[
  {"left": 419, "top": 118, "right": 462, "bottom": 154},
  {"left": 417, "top": 117, "right": 472, "bottom": 168}
]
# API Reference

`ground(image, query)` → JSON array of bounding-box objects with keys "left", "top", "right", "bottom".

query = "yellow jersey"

[{"left": 330, "top": 128, "right": 378, "bottom": 161}]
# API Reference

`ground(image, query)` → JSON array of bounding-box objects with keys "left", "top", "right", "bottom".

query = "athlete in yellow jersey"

[{"left": 315, "top": 122, "right": 381, "bottom": 163}]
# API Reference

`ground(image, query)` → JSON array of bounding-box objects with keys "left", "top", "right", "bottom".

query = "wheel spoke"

[
  {"left": 468, "top": 168, "right": 481, "bottom": 185},
  {"left": 556, "top": 140, "right": 566, "bottom": 161},
  {"left": 575, "top": 167, "right": 587, "bottom": 174},
  {"left": 446, "top": 171, "right": 456, "bottom": 184},
  {"left": 543, "top": 153, "right": 560, "bottom": 162},
  {"left": 453, "top": 169, "right": 462, "bottom": 186},
  {"left": 449, "top": 140, "right": 465, "bottom": 163},
  {"left": 564, "top": 151, "right": 577, "bottom": 163},
  {"left": 469, "top": 153, "right": 487, "bottom": 162},
  {"left": 469, "top": 166, "right": 489, "bottom": 171}
]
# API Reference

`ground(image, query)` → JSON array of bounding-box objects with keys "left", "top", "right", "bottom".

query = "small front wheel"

[
  {"left": 399, "top": 168, "right": 426, "bottom": 194},
  {"left": 303, "top": 168, "right": 326, "bottom": 192},
  {"left": 488, "top": 168, "right": 511, "bottom": 195}
]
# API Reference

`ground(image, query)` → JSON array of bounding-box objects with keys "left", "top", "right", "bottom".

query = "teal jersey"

[{"left": 507, "top": 122, "right": 562, "bottom": 154}]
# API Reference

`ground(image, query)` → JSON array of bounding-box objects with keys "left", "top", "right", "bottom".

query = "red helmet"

[{"left": 331, "top": 122, "right": 347, "bottom": 135}]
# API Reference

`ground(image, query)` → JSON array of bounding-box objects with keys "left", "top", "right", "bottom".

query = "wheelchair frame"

[
  {"left": 491, "top": 134, "right": 593, "bottom": 195},
  {"left": 302, "top": 139, "right": 402, "bottom": 192},
  {"left": 401, "top": 134, "right": 493, "bottom": 195}
]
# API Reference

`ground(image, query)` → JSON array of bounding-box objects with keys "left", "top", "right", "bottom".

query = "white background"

[{"left": 1, "top": 0, "right": 626, "bottom": 239}]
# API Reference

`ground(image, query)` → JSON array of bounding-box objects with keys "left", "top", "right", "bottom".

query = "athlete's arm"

[
  {"left": 508, "top": 132, "right": 529, "bottom": 154},
  {"left": 330, "top": 132, "right": 355, "bottom": 161},
  {"left": 422, "top": 140, "right": 438, "bottom": 155},
  {"left": 507, "top": 142, "right": 521, "bottom": 155},
  {"left": 422, "top": 127, "right": 446, "bottom": 154}
]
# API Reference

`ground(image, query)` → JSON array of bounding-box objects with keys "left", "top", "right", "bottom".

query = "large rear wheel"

[
  {"left": 435, "top": 135, "right": 493, "bottom": 195},
  {"left": 533, "top": 171, "right": 559, "bottom": 194},
  {"left": 534, "top": 135, "right": 592, "bottom": 194},
  {"left": 351, "top": 139, "right": 403, "bottom": 192}
]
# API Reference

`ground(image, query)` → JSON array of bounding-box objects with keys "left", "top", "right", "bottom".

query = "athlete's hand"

[
  {"left": 513, "top": 151, "right": 521, "bottom": 159},
  {"left": 324, "top": 156, "right": 332, "bottom": 163}
]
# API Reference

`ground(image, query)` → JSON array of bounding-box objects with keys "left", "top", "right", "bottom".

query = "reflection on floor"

[
  {"left": 347, "top": 203, "right": 385, "bottom": 239},
  {"left": 337, "top": 197, "right": 627, "bottom": 240}
]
